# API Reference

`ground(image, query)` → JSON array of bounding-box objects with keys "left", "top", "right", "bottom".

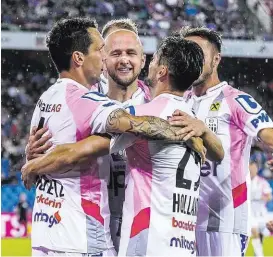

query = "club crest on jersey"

[
  {"left": 205, "top": 118, "right": 218, "bottom": 133},
  {"left": 209, "top": 102, "right": 221, "bottom": 111}
]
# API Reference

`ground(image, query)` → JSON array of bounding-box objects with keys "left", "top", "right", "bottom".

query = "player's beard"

[
  {"left": 108, "top": 69, "right": 140, "bottom": 88},
  {"left": 192, "top": 63, "right": 213, "bottom": 88}
]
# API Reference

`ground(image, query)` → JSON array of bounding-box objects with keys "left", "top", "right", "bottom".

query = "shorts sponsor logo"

[
  {"left": 36, "top": 194, "right": 62, "bottom": 208},
  {"left": 170, "top": 235, "right": 196, "bottom": 254},
  {"left": 172, "top": 217, "right": 196, "bottom": 231},
  {"left": 172, "top": 193, "right": 198, "bottom": 216},
  {"left": 251, "top": 111, "right": 271, "bottom": 128},
  {"left": 33, "top": 211, "right": 61, "bottom": 228}
]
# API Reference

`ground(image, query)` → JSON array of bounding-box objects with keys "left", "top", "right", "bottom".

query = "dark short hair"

[
  {"left": 46, "top": 17, "right": 98, "bottom": 72},
  {"left": 180, "top": 26, "right": 222, "bottom": 52},
  {"left": 156, "top": 35, "right": 204, "bottom": 91},
  {"left": 101, "top": 18, "right": 138, "bottom": 38}
]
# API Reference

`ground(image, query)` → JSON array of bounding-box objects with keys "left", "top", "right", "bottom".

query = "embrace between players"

[{"left": 21, "top": 17, "right": 273, "bottom": 257}]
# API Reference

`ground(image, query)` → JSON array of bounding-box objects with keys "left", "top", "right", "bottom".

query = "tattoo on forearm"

[{"left": 106, "top": 109, "right": 180, "bottom": 141}]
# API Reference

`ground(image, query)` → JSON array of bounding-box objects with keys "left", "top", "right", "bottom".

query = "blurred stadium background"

[{"left": 1, "top": 0, "right": 273, "bottom": 255}]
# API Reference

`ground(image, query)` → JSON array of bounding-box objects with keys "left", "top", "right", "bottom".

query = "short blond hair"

[{"left": 102, "top": 18, "right": 138, "bottom": 38}]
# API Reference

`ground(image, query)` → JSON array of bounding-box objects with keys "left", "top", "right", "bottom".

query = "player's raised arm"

[
  {"left": 105, "top": 108, "right": 206, "bottom": 162},
  {"left": 105, "top": 108, "right": 184, "bottom": 141}
]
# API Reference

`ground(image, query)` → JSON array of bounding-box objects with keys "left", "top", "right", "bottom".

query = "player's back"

[
  {"left": 30, "top": 78, "right": 115, "bottom": 254},
  {"left": 116, "top": 93, "right": 201, "bottom": 256}
]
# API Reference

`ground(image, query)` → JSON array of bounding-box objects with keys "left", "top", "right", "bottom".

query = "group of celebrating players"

[{"left": 21, "top": 16, "right": 273, "bottom": 256}]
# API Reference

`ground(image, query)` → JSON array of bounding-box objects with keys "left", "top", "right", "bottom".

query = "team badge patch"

[
  {"left": 209, "top": 102, "right": 221, "bottom": 111},
  {"left": 205, "top": 117, "right": 218, "bottom": 133}
]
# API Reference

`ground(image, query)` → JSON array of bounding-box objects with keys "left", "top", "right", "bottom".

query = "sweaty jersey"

[
  {"left": 30, "top": 78, "right": 120, "bottom": 253},
  {"left": 111, "top": 93, "right": 201, "bottom": 256},
  {"left": 251, "top": 175, "right": 272, "bottom": 218},
  {"left": 184, "top": 81, "right": 273, "bottom": 235}
]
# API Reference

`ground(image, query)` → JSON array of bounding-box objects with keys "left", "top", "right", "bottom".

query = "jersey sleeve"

[
  {"left": 82, "top": 92, "right": 123, "bottom": 134},
  {"left": 110, "top": 133, "right": 137, "bottom": 153},
  {"left": 232, "top": 94, "right": 273, "bottom": 137}
]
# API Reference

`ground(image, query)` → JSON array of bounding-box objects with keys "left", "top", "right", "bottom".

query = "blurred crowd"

[
  {"left": 1, "top": 70, "right": 57, "bottom": 182},
  {"left": 1, "top": 0, "right": 272, "bottom": 39}
]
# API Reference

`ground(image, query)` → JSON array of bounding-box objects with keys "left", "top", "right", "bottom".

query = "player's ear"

[
  {"left": 213, "top": 53, "right": 221, "bottom": 69},
  {"left": 157, "top": 65, "right": 167, "bottom": 81},
  {"left": 141, "top": 54, "right": 146, "bottom": 69},
  {"left": 72, "top": 51, "right": 85, "bottom": 67}
]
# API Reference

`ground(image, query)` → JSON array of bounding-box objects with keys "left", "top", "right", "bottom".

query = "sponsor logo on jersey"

[
  {"left": 170, "top": 235, "right": 196, "bottom": 254},
  {"left": 172, "top": 193, "right": 198, "bottom": 216},
  {"left": 250, "top": 111, "right": 271, "bottom": 128},
  {"left": 36, "top": 176, "right": 64, "bottom": 198},
  {"left": 201, "top": 160, "right": 220, "bottom": 177},
  {"left": 33, "top": 211, "right": 61, "bottom": 228},
  {"left": 205, "top": 117, "right": 218, "bottom": 133},
  {"left": 108, "top": 169, "right": 125, "bottom": 196},
  {"left": 209, "top": 102, "right": 221, "bottom": 111},
  {"left": 36, "top": 194, "right": 62, "bottom": 208},
  {"left": 235, "top": 95, "right": 262, "bottom": 114},
  {"left": 172, "top": 217, "right": 196, "bottom": 231},
  {"left": 37, "top": 99, "right": 62, "bottom": 112}
]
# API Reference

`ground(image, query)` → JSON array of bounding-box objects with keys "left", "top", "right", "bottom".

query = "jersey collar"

[
  {"left": 57, "top": 78, "right": 88, "bottom": 91},
  {"left": 191, "top": 81, "right": 228, "bottom": 100},
  {"left": 155, "top": 93, "right": 185, "bottom": 101}
]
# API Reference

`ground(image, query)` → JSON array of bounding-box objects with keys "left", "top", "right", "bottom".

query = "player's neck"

[
  {"left": 59, "top": 71, "right": 91, "bottom": 89},
  {"left": 107, "top": 79, "right": 138, "bottom": 103},
  {"left": 193, "top": 74, "right": 221, "bottom": 97}
]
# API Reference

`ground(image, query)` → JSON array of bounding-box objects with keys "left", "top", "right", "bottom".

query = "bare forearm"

[
  {"left": 106, "top": 108, "right": 181, "bottom": 141},
  {"left": 27, "top": 136, "right": 110, "bottom": 175},
  {"left": 202, "top": 128, "right": 224, "bottom": 162}
]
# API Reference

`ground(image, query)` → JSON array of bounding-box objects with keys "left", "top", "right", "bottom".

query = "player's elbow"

[
  {"left": 208, "top": 149, "right": 224, "bottom": 162},
  {"left": 258, "top": 128, "right": 273, "bottom": 150}
]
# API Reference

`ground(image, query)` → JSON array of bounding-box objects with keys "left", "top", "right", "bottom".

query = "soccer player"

[
  {"left": 27, "top": 17, "right": 200, "bottom": 256},
  {"left": 26, "top": 20, "right": 150, "bottom": 252},
  {"left": 250, "top": 159, "right": 272, "bottom": 257},
  {"left": 169, "top": 27, "right": 273, "bottom": 256}
]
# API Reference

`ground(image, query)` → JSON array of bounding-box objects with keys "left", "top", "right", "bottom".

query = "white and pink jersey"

[
  {"left": 251, "top": 175, "right": 272, "bottom": 218},
  {"left": 111, "top": 93, "right": 201, "bottom": 256},
  {"left": 30, "top": 78, "right": 120, "bottom": 254},
  {"left": 184, "top": 81, "right": 273, "bottom": 235}
]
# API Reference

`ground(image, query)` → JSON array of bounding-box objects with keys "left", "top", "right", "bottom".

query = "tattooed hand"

[{"left": 106, "top": 108, "right": 188, "bottom": 141}]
